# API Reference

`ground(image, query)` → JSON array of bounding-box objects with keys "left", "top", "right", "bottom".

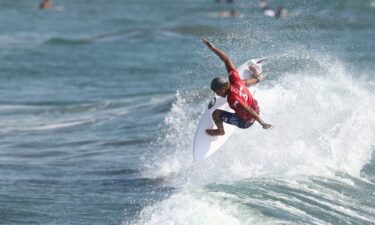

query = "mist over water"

[{"left": 0, "top": 0, "right": 374, "bottom": 225}]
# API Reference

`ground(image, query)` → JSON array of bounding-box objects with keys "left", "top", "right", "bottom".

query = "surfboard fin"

[{"left": 208, "top": 97, "right": 216, "bottom": 109}]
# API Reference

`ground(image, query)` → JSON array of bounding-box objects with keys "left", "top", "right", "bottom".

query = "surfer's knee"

[{"left": 212, "top": 109, "right": 222, "bottom": 120}]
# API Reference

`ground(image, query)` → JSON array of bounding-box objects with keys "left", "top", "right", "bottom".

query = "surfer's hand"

[
  {"left": 261, "top": 123, "right": 272, "bottom": 129},
  {"left": 254, "top": 73, "right": 264, "bottom": 82},
  {"left": 250, "top": 65, "right": 263, "bottom": 82},
  {"left": 202, "top": 38, "right": 214, "bottom": 49}
]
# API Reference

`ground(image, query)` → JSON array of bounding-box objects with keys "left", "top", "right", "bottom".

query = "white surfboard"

[{"left": 193, "top": 58, "right": 265, "bottom": 161}]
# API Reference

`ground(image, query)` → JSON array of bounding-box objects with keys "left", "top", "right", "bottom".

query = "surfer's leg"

[{"left": 206, "top": 109, "right": 225, "bottom": 136}]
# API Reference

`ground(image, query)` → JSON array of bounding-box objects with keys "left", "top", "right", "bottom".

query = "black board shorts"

[{"left": 219, "top": 111, "right": 254, "bottom": 129}]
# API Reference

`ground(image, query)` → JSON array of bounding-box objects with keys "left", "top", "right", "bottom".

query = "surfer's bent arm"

[
  {"left": 240, "top": 103, "right": 272, "bottom": 129},
  {"left": 242, "top": 78, "right": 259, "bottom": 87},
  {"left": 242, "top": 65, "right": 264, "bottom": 87},
  {"left": 202, "top": 38, "right": 236, "bottom": 73}
]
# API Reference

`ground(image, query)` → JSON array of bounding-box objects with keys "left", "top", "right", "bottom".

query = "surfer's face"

[{"left": 214, "top": 87, "right": 227, "bottom": 97}]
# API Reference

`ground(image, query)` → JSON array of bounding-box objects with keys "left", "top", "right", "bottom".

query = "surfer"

[
  {"left": 275, "top": 6, "right": 288, "bottom": 19},
  {"left": 202, "top": 38, "right": 272, "bottom": 136},
  {"left": 40, "top": 0, "right": 51, "bottom": 10}
]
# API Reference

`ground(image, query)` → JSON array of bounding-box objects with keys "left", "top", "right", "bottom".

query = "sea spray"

[{"left": 143, "top": 53, "right": 375, "bottom": 183}]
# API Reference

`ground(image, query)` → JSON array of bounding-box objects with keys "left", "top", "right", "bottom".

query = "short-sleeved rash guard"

[{"left": 226, "top": 67, "right": 259, "bottom": 122}]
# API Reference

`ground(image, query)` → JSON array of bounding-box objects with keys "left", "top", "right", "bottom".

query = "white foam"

[
  {"left": 144, "top": 55, "right": 375, "bottom": 184},
  {"left": 127, "top": 190, "right": 276, "bottom": 225}
]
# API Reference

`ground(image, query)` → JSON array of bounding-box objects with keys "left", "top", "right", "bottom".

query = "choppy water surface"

[{"left": 0, "top": 0, "right": 374, "bottom": 224}]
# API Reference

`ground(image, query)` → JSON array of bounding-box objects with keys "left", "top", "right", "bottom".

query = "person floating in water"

[
  {"left": 260, "top": 0, "right": 276, "bottom": 17},
  {"left": 275, "top": 6, "right": 288, "bottom": 19},
  {"left": 262, "top": 1, "right": 288, "bottom": 19},
  {"left": 215, "top": 0, "right": 235, "bottom": 3},
  {"left": 40, "top": 0, "right": 51, "bottom": 10},
  {"left": 218, "top": 8, "right": 240, "bottom": 18},
  {"left": 202, "top": 38, "right": 272, "bottom": 136}
]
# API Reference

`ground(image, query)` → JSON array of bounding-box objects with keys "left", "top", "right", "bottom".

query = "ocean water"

[{"left": 0, "top": 0, "right": 374, "bottom": 224}]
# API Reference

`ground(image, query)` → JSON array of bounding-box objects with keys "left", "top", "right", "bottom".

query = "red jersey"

[{"left": 227, "top": 67, "right": 259, "bottom": 122}]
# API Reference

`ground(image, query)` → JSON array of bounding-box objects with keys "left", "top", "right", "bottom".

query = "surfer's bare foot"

[{"left": 206, "top": 129, "right": 225, "bottom": 136}]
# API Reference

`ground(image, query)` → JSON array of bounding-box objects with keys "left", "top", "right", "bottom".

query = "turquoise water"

[{"left": 0, "top": 0, "right": 374, "bottom": 224}]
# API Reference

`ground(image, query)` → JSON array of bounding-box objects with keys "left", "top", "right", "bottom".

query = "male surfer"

[
  {"left": 202, "top": 38, "right": 272, "bottom": 136},
  {"left": 40, "top": 0, "right": 51, "bottom": 10}
]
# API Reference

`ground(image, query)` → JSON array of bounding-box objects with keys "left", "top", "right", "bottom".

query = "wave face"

[{"left": 132, "top": 177, "right": 375, "bottom": 225}]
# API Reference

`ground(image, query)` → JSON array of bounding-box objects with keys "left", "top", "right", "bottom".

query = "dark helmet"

[{"left": 210, "top": 77, "right": 228, "bottom": 91}]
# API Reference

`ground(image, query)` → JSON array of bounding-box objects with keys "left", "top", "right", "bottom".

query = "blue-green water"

[{"left": 0, "top": 0, "right": 374, "bottom": 224}]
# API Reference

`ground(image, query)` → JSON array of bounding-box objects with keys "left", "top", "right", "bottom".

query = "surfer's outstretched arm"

[
  {"left": 240, "top": 103, "right": 272, "bottom": 129},
  {"left": 202, "top": 38, "right": 236, "bottom": 73}
]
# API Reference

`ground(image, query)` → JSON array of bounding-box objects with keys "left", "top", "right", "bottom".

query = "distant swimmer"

[
  {"left": 275, "top": 6, "right": 288, "bottom": 19},
  {"left": 218, "top": 9, "right": 240, "bottom": 18},
  {"left": 260, "top": 0, "right": 276, "bottom": 17},
  {"left": 215, "top": 0, "right": 235, "bottom": 3},
  {"left": 263, "top": 6, "right": 288, "bottom": 18},
  {"left": 263, "top": 9, "right": 276, "bottom": 17},
  {"left": 260, "top": 0, "right": 288, "bottom": 19},
  {"left": 202, "top": 38, "right": 272, "bottom": 136},
  {"left": 40, "top": 0, "right": 51, "bottom": 10}
]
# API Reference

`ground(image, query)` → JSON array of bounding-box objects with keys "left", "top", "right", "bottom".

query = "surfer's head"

[{"left": 210, "top": 77, "right": 228, "bottom": 97}]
